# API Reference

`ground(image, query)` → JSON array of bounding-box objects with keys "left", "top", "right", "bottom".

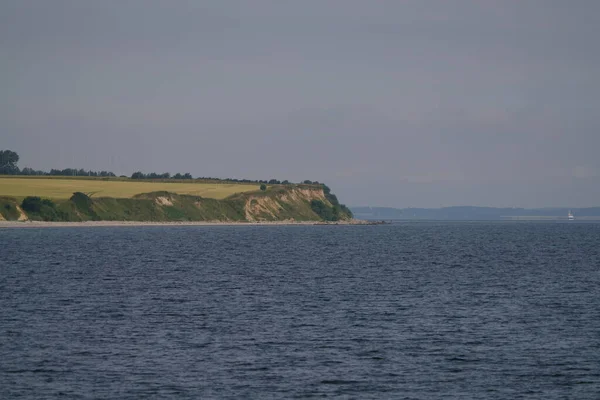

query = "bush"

[
  {"left": 21, "top": 196, "right": 44, "bottom": 213},
  {"left": 260, "top": 184, "right": 267, "bottom": 191},
  {"left": 310, "top": 199, "right": 336, "bottom": 221},
  {"left": 21, "top": 196, "right": 58, "bottom": 221}
]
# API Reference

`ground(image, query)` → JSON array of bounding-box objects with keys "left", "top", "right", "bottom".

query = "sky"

[{"left": 2, "top": 0, "right": 599, "bottom": 208}]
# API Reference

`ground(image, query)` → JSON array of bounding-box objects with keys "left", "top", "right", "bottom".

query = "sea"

[{"left": 1, "top": 221, "right": 599, "bottom": 399}]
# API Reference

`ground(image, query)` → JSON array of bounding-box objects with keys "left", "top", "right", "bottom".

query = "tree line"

[
  {"left": 1, "top": 150, "right": 116, "bottom": 177},
  {"left": 131, "top": 171, "right": 192, "bottom": 180},
  {"left": 1, "top": 149, "right": 322, "bottom": 185}
]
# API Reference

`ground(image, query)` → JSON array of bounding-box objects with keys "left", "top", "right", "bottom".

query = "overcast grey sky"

[{"left": 2, "top": 1, "right": 599, "bottom": 207}]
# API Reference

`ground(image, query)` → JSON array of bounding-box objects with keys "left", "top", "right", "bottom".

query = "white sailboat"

[{"left": 568, "top": 210, "right": 575, "bottom": 221}]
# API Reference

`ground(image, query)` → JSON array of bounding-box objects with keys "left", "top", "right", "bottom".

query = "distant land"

[
  {"left": 0, "top": 149, "right": 353, "bottom": 223},
  {"left": 0, "top": 178, "right": 353, "bottom": 223},
  {"left": 351, "top": 206, "right": 600, "bottom": 221}
]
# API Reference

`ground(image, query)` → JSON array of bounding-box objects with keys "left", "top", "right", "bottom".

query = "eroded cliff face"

[
  {"left": 3, "top": 185, "right": 352, "bottom": 222},
  {"left": 243, "top": 187, "right": 331, "bottom": 222},
  {"left": 16, "top": 205, "right": 28, "bottom": 221}
]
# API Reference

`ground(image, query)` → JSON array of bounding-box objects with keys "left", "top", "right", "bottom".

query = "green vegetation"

[
  {"left": 321, "top": 184, "right": 353, "bottom": 220},
  {"left": 131, "top": 172, "right": 192, "bottom": 180},
  {"left": 0, "top": 149, "right": 353, "bottom": 223},
  {"left": 0, "top": 197, "right": 22, "bottom": 220},
  {"left": 21, "top": 196, "right": 54, "bottom": 213},
  {"left": 0, "top": 184, "right": 353, "bottom": 223},
  {"left": 0, "top": 150, "right": 20, "bottom": 175},
  {"left": 20, "top": 197, "right": 58, "bottom": 221},
  {"left": 309, "top": 199, "right": 352, "bottom": 222},
  {"left": 0, "top": 149, "right": 325, "bottom": 187},
  {"left": 310, "top": 200, "right": 336, "bottom": 221}
]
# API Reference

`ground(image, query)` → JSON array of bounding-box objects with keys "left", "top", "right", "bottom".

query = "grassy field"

[{"left": 0, "top": 177, "right": 260, "bottom": 200}]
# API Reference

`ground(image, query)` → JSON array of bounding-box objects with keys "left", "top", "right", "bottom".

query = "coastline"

[{"left": 0, "top": 219, "right": 382, "bottom": 229}]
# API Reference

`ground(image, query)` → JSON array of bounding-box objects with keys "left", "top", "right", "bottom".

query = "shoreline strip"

[{"left": 0, "top": 219, "right": 381, "bottom": 228}]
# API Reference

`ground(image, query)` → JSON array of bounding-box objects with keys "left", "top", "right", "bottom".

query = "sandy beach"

[{"left": 0, "top": 219, "right": 378, "bottom": 228}]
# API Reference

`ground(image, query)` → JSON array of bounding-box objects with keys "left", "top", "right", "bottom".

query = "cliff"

[{"left": 0, "top": 185, "right": 353, "bottom": 223}]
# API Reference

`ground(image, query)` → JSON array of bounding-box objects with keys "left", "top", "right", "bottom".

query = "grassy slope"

[
  {"left": 0, "top": 177, "right": 259, "bottom": 200},
  {"left": 0, "top": 184, "right": 352, "bottom": 222},
  {"left": 0, "top": 174, "right": 353, "bottom": 222},
  {"left": 90, "top": 193, "right": 248, "bottom": 222}
]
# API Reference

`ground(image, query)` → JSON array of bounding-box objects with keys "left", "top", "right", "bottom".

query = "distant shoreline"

[{"left": 0, "top": 219, "right": 381, "bottom": 229}]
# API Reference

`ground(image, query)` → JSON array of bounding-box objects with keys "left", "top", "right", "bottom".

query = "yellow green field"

[{"left": 0, "top": 177, "right": 260, "bottom": 200}]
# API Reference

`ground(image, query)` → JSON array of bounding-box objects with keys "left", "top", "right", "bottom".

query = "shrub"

[
  {"left": 260, "top": 184, "right": 267, "bottom": 191},
  {"left": 310, "top": 199, "right": 336, "bottom": 221},
  {"left": 21, "top": 196, "right": 58, "bottom": 221},
  {"left": 21, "top": 196, "right": 44, "bottom": 213}
]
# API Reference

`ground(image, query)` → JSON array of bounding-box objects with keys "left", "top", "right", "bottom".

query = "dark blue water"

[{"left": 1, "top": 222, "right": 599, "bottom": 399}]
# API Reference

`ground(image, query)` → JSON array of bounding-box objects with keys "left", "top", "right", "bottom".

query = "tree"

[
  {"left": 131, "top": 171, "right": 145, "bottom": 179},
  {"left": 0, "top": 150, "right": 20, "bottom": 174},
  {"left": 260, "top": 184, "right": 267, "bottom": 191}
]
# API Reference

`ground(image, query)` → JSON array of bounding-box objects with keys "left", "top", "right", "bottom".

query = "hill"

[{"left": 0, "top": 183, "right": 353, "bottom": 223}]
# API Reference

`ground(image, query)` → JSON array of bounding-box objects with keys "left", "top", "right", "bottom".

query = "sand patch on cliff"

[
  {"left": 16, "top": 205, "right": 28, "bottom": 221},
  {"left": 155, "top": 196, "right": 174, "bottom": 206}
]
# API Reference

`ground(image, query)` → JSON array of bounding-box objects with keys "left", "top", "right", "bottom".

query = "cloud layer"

[{"left": 2, "top": 1, "right": 599, "bottom": 207}]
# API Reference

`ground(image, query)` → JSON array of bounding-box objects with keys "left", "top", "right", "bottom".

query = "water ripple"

[{"left": 1, "top": 222, "right": 599, "bottom": 399}]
